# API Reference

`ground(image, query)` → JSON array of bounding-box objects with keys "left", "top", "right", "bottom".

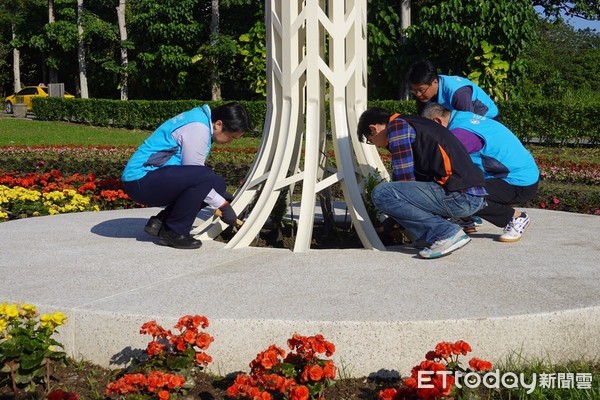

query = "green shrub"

[{"left": 32, "top": 98, "right": 600, "bottom": 144}]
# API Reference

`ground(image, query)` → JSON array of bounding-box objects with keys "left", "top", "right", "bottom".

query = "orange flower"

[
  {"left": 183, "top": 329, "right": 196, "bottom": 344},
  {"left": 157, "top": 390, "right": 170, "bottom": 400},
  {"left": 289, "top": 385, "right": 309, "bottom": 400},
  {"left": 378, "top": 387, "right": 398, "bottom": 400},
  {"left": 192, "top": 315, "right": 209, "bottom": 329},
  {"left": 469, "top": 357, "right": 493, "bottom": 372},
  {"left": 167, "top": 374, "right": 186, "bottom": 389},
  {"left": 147, "top": 341, "right": 166, "bottom": 357},
  {"left": 323, "top": 360, "right": 337, "bottom": 379},
  {"left": 195, "top": 352, "right": 213, "bottom": 366},
  {"left": 195, "top": 332, "right": 214, "bottom": 350},
  {"left": 434, "top": 342, "right": 452, "bottom": 359},
  {"left": 307, "top": 365, "right": 324, "bottom": 381},
  {"left": 451, "top": 340, "right": 472, "bottom": 356}
]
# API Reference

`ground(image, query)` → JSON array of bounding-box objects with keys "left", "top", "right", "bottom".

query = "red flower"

[
  {"left": 323, "top": 360, "right": 337, "bottom": 379},
  {"left": 289, "top": 385, "right": 309, "bottom": 400},
  {"left": 469, "top": 357, "right": 493, "bottom": 372},
  {"left": 195, "top": 332, "right": 214, "bottom": 350},
  {"left": 378, "top": 388, "right": 398, "bottom": 400},
  {"left": 451, "top": 340, "right": 472, "bottom": 356},
  {"left": 47, "top": 389, "right": 79, "bottom": 400},
  {"left": 195, "top": 352, "right": 213, "bottom": 366}
]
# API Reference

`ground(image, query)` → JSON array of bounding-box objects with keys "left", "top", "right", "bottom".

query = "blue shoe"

[
  {"left": 472, "top": 216, "right": 483, "bottom": 226},
  {"left": 419, "top": 231, "right": 471, "bottom": 259}
]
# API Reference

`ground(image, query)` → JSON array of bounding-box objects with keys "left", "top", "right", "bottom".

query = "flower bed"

[
  {"left": 2, "top": 303, "right": 502, "bottom": 400},
  {"left": 1, "top": 145, "right": 599, "bottom": 223}
]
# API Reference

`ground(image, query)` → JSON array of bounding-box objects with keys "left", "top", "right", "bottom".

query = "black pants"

[
  {"left": 123, "top": 165, "right": 226, "bottom": 235},
  {"left": 476, "top": 179, "right": 538, "bottom": 227}
]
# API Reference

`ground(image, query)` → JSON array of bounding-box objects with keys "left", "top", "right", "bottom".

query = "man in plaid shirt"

[{"left": 357, "top": 108, "right": 487, "bottom": 259}]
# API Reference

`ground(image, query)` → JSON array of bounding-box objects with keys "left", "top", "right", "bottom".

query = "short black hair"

[
  {"left": 407, "top": 59, "right": 438, "bottom": 85},
  {"left": 211, "top": 102, "right": 254, "bottom": 132},
  {"left": 356, "top": 108, "right": 392, "bottom": 142}
]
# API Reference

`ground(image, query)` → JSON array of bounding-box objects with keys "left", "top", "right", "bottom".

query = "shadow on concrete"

[{"left": 90, "top": 217, "right": 153, "bottom": 241}]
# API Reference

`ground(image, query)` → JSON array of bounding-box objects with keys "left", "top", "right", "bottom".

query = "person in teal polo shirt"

[
  {"left": 422, "top": 103, "right": 539, "bottom": 242},
  {"left": 122, "top": 102, "right": 253, "bottom": 249},
  {"left": 407, "top": 59, "right": 499, "bottom": 120}
]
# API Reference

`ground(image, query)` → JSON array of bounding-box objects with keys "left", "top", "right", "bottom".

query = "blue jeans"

[{"left": 371, "top": 181, "right": 486, "bottom": 244}]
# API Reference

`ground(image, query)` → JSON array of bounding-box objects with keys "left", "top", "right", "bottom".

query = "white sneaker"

[
  {"left": 499, "top": 212, "right": 530, "bottom": 242},
  {"left": 419, "top": 230, "right": 471, "bottom": 259}
]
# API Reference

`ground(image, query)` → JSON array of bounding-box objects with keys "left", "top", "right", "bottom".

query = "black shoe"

[
  {"left": 158, "top": 228, "right": 202, "bottom": 250},
  {"left": 144, "top": 216, "right": 163, "bottom": 237}
]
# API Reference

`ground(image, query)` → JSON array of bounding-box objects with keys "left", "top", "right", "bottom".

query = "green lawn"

[
  {"left": 0, "top": 116, "right": 260, "bottom": 149},
  {"left": 2, "top": 115, "right": 599, "bottom": 165}
]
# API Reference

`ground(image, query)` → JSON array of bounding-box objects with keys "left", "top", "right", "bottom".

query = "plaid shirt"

[{"left": 386, "top": 117, "right": 487, "bottom": 196}]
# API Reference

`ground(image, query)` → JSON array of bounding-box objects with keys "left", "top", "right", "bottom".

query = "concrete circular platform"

[{"left": 0, "top": 207, "right": 598, "bottom": 376}]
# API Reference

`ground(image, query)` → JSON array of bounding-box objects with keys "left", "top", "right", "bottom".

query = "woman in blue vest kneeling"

[{"left": 122, "top": 102, "right": 253, "bottom": 249}]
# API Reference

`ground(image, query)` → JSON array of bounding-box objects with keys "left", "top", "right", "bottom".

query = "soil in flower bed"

[
  {"left": 215, "top": 221, "right": 406, "bottom": 250},
  {"left": 0, "top": 359, "right": 396, "bottom": 399}
]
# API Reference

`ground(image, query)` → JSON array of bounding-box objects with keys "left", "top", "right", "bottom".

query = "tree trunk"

[
  {"left": 48, "top": 0, "right": 57, "bottom": 84},
  {"left": 400, "top": 0, "right": 411, "bottom": 31},
  {"left": 210, "top": 0, "right": 221, "bottom": 100},
  {"left": 399, "top": 0, "right": 411, "bottom": 100},
  {"left": 11, "top": 23, "right": 21, "bottom": 92},
  {"left": 116, "top": 0, "right": 128, "bottom": 100},
  {"left": 77, "top": 0, "right": 89, "bottom": 98}
]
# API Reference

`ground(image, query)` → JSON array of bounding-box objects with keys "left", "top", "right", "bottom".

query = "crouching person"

[
  {"left": 422, "top": 103, "right": 539, "bottom": 242},
  {"left": 357, "top": 108, "right": 488, "bottom": 259},
  {"left": 122, "top": 102, "right": 253, "bottom": 249}
]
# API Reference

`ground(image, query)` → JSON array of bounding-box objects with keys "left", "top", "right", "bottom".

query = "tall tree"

[
  {"left": 210, "top": 0, "right": 221, "bottom": 100},
  {"left": 116, "top": 0, "right": 128, "bottom": 100},
  {"left": 76, "top": 0, "right": 89, "bottom": 98},
  {"left": 48, "top": 0, "right": 58, "bottom": 83},
  {"left": 127, "top": 0, "right": 208, "bottom": 99},
  {"left": 366, "top": 0, "right": 404, "bottom": 99},
  {"left": 520, "top": 19, "right": 600, "bottom": 99},
  {"left": 404, "top": 0, "right": 538, "bottom": 99}
]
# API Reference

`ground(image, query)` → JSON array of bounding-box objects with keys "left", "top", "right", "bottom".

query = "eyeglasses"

[{"left": 410, "top": 82, "right": 432, "bottom": 96}]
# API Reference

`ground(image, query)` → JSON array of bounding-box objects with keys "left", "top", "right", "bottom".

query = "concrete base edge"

[{"left": 43, "top": 305, "right": 599, "bottom": 378}]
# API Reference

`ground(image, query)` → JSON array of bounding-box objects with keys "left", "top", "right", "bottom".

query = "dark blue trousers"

[
  {"left": 475, "top": 179, "right": 538, "bottom": 227},
  {"left": 123, "top": 166, "right": 226, "bottom": 235}
]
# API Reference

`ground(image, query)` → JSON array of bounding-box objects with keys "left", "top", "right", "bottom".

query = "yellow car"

[{"left": 4, "top": 85, "right": 74, "bottom": 114}]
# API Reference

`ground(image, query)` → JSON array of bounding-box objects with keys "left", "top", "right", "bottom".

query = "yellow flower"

[
  {"left": 0, "top": 303, "right": 19, "bottom": 319},
  {"left": 19, "top": 303, "right": 37, "bottom": 317},
  {"left": 0, "top": 318, "right": 8, "bottom": 332},
  {"left": 40, "top": 312, "right": 67, "bottom": 329},
  {"left": 50, "top": 312, "right": 67, "bottom": 326}
]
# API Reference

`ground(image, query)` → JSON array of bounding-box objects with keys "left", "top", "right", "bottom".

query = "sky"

[
  {"left": 566, "top": 15, "right": 600, "bottom": 31},
  {"left": 534, "top": 6, "right": 599, "bottom": 31}
]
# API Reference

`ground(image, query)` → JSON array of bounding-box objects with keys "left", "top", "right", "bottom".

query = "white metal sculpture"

[{"left": 193, "top": 0, "right": 389, "bottom": 252}]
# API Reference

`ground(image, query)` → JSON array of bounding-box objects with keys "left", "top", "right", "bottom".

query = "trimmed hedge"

[
  {"left": 32, "top": 98, "right": 599, "bottom": 144},
  {"left": 32, "top": 98, "right": 267, "bottom": 136}
]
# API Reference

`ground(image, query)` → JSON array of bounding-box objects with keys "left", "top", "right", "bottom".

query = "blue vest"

[
  {"left": 122, "top": 105, "right": 212, "bottom": 182},
  {"left": 438, "top": 75, "right": 499, "bottom": 119},
  {"left": 448, "top": 111, "right": 539, "bottom": 186}
]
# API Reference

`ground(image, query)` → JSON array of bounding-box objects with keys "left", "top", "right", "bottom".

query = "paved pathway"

[{"left": 1, "top": 207, "right": 598, "bottom": 376}]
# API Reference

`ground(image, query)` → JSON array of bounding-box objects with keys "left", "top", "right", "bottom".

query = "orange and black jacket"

[{"left": 399, "top": 115, "right": 486, "bottom": 192}]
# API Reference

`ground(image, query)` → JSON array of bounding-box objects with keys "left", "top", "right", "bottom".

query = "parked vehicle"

[{"left": 4, "top": 85, "right": 74, "bottom": 114}]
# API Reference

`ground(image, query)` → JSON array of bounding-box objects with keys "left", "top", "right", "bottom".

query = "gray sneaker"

[
  {"left": 499, "top": 212, "right": 530, "bottom": 242},
  {"left": 419, "top": 230, "right": 471, "bottom": 259}
]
